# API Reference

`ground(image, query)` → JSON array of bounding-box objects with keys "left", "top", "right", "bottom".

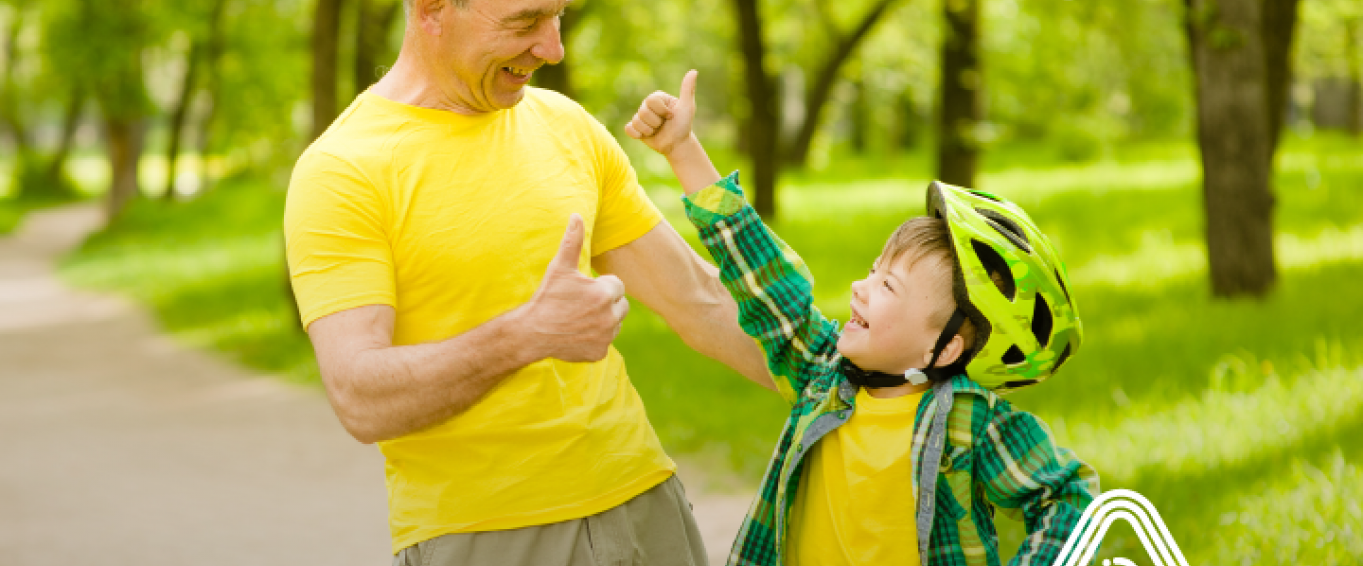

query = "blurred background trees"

[{"left": 0, "top": 0, "right": 1360, "bottom": 285}]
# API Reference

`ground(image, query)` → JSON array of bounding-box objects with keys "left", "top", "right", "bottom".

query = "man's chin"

[{"left": 490, "top": 87, "right": 526, "bottom": 110}]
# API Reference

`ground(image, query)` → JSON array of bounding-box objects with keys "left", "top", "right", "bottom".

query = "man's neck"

[{"left": 371, "top": 49, "right": 485, "bottom": 116}]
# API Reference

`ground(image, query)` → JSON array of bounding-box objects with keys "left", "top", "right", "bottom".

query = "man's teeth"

[{"left": 504, "top": 66, "right": 533, "bottom": 76}]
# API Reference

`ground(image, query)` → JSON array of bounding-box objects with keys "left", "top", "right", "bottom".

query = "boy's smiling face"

[{"left": 837, "top": 250, "right": 958, "bottom": 375}]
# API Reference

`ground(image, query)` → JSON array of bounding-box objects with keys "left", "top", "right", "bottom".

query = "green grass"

[
  {"left": 0, "top": 200, "right": 24, "bottom": 234},
  {"left": 58, "top": 133, "right": 1363, "bottom": 564}
]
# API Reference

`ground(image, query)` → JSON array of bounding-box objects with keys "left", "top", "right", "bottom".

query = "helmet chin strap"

[{"left": 842, "top": 310, "right": 968, "bottom": 389}]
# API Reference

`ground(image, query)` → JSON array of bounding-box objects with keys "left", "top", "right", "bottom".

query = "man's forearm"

[
  {"left": 321, "top": 306, "right": 541, "bottom": 443},
  {"left": 656, "top": 262, "right": 775, "bottom": 391}
]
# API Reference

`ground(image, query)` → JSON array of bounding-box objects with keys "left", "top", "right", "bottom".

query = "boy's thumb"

[
  {"left": 679, "top": 69, "right": 698, "bottom": 109},
  {"left": 548, "top": 213, "right": 585, "bottom": 274}
]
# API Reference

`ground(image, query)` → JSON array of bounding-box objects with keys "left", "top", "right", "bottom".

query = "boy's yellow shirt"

[
  {"left": 285, "top": 88, "right": 674, "bottom": 553},
  {"left": 788, "top": 387, "right": 924, "bottom": 566}
]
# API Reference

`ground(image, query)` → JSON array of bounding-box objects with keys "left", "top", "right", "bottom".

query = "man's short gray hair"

[{"left": 404, "top": 0, "right": 468, "bottom": 17}]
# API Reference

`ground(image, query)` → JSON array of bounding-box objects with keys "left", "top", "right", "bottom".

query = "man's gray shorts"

[{"left": 393, "top": 475, "right": 708, "bottom": 566}]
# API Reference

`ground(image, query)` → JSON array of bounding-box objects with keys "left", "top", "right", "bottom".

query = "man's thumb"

[
  {"left": 679, "top": 69, "right": 698, "bottom": 109},
  {"left": 549, "top": 213, "right": 586, "bottom": 274}
]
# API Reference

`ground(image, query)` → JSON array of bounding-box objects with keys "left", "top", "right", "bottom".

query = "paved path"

[{"left": 0, "top": 206, "right": 751, "bottom": 566}]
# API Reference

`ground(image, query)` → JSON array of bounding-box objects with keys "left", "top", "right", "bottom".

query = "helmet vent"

[
  {"left": 1002, "top": 345, "right": 1026, "bottom": 365},
  {"left": 1052, "top": 342, "right": 1073, "bottom": 374},
  {"left": 970, "top": 189, "right": 1004, "bottom": 203},
  {"left": 976, "top": 208, "right": 1032, "bottom": 253},
  {"left": 1032, "top": 294, "right": 1053, "bottom": 348},
  {"left": 971, "top": 239, "right": 1017, "bottom": 301},
  {"left": 1055, "top": 268, "right": 1072, "bottom": 303}
]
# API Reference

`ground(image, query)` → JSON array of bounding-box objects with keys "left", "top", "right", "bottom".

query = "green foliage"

[{"left": 60, "top": 179, "right": 317, "bottom": 382}]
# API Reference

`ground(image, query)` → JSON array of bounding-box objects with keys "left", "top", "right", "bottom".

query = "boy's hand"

[{"left": 625, "top": 70, "right": 698, "bottom": 157}]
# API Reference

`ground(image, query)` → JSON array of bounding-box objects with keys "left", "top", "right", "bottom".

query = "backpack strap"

[{"left": 916, "top": 378, "right": 955, "bottom": 564}]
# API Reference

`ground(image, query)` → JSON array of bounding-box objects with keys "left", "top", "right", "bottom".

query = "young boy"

[{"left": 625, "top": 71, "right": 1100, "bottom": 566}]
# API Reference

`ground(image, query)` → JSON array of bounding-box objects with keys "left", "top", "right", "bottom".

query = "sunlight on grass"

[
  {"left": 1071, "top": 223, "right": 1363, "bottom": 288},
  {"left": 983, "top": 158, "right": 1199, "bottom": 202},
  {"left": 63, "top": 233, "right": 281, "bottom": 301},
  {"left": 0, "top": 201, "right": 23, "bottom": 234},
  {"left": 1211, "top": 450, "right": 1363, "bottom": 565},
  {"left": 1054, "top": 347, "right": 1361, "bottom": 483}
]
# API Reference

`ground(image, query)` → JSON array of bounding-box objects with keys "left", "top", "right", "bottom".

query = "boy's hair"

[{"left": 880, "top": 217, "right": 1006, "bottom": 356}]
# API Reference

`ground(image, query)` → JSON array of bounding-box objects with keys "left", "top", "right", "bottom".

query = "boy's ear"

[{"left": 925, "top": 334, "right": 966, "bottom": 368}]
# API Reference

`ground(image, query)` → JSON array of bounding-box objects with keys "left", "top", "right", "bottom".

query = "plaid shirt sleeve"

[
  {"left": 973, "top": 398, "right": 1101, "bottom": 566},
  {"left": 682, "top": 172, "right": 841, "bottom": 405}
]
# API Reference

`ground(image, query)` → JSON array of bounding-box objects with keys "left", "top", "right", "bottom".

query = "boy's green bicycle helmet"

[{"left": 926, "top": 181, "right": 1082, "bottom": 393}]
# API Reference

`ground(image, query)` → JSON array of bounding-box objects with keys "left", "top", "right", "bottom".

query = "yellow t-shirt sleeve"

[
  {"left": 284, "top": 150, "right": 396, "bottom": 329},
  {"left": 586, "top": 116, "right": 663, "bottom": 256}
]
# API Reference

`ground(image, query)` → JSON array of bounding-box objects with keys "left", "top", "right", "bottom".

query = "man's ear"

[
  {"left": 924, "top": 334, "right": 966, "bottom": 368},
  {"left": 414, "top": 0, "right": 447, "bottom": 36}
]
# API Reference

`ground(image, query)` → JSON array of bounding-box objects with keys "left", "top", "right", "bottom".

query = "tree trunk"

[
  {"left": 104, "top": 116, "right": 145, "bottom": 220},
  {"left": 312, "top": 0, "right": 346, "bottom": 140},
  {"left": 936, "top": 0, "right": 982, "bottom": 187},
  {"left": 197, "top": 0, "right": 229, "bottom": 192},
  {"left": 32, "top": 85, "right": 84, "bottom": 198},
  {"left": 785, "top": 0, "right": 898, "bottom": 167},
  {"left": 353, "top": 0, "right": 400, "bottom": 99},
  {"left": 1188, "top": 0, "right": 1277, "bottom": 297},
  {"left": 164, "top": 41, "right": 202, "bottom": 201},
  {"left": 732, "top": 0, "right": 781, "bottom": 219},
  {"left": 1261, "top": 0, "right": 1300, "bottom": 151},
  {"left": 1, "top": 5, "right": 30, "bottom": 153},
  {"left": 1348, "top": 18, "right": 1362, "bottom": 135},
  {"left": 850, "top": 68, "right": 868, "bottom": 153}
]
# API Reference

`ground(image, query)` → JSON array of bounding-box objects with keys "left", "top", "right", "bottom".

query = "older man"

[{"left": 284, "top": 0, "right": 771, "bottom": 564}]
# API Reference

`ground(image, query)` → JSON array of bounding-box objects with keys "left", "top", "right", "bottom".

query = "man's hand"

[
  {"left": 625, "top": 70, "right": 698, "bottom": 157},
  {"left": 522, "top": 213, "right": 630, "bottom": 362}
]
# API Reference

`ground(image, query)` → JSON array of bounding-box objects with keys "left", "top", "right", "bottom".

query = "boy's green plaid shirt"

[{"left": 682, "top": 173, "right": 1100, "bottom": 566}]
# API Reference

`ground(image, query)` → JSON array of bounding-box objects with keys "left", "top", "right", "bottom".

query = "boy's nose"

[{"left": 850, "top": 279, "right": 867, "bottom": 302}]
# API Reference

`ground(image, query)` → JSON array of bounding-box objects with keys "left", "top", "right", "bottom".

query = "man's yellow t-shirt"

[
  {"left": 284, "top": 88, "right": 675, "bottom": 552},
  {"left": 788, "top": 387, "right": 925, "bottom": 565}
]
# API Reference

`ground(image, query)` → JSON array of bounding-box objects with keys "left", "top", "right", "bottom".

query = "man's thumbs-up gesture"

[
  {"left": 525, "top": 213, "right": 630, "bottom": 363},
  {"left": 624, "top": 70, "right": 722, "bottom": 196}
]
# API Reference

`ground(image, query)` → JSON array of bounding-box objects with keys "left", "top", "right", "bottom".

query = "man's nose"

[{"left": 531, "top": 17, "right": 566, "bottom": 65}]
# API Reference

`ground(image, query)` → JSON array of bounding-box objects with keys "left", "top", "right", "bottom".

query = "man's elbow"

[
  {"left": 339, "top": 417, "right": 383, "bottom": 445},
  {"left": 323, "top": 379, "right": 388, "bottom": 444}
]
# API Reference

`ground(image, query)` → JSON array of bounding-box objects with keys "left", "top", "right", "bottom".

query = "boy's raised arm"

[{"left": 626, "top": 71, "right": 842, "bottom": 403}]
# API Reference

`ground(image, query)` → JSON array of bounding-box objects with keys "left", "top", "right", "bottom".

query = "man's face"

[{"left": 433, "top": 0, "right": 567, "bottom": 113}]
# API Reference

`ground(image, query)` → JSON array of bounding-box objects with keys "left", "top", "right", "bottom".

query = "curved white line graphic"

[{"left": 1052, "top": 489, "right": 1190, "bottom": 566}]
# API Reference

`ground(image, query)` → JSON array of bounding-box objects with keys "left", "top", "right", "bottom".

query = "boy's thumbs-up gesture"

[
  {"left": 625, "top": 70, "right": 722, "bottom": 196},
  {"left": 524, "top": 213, "right": 629, "bottom": 363},
  {"left": 625, "top": 70, "right": 699, "bottom": 157}
]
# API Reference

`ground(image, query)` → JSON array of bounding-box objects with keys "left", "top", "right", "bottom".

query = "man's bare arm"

[
  {"left": 593, "top": 222, "right": 775, "bottom": 391},
  {"left": 307, "top": 214, "right": 630, "bottom": 443}
]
